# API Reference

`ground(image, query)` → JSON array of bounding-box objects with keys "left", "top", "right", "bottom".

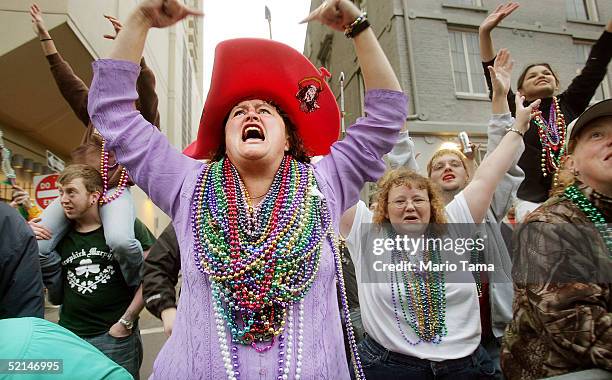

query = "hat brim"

[
  {"left": 566, "top": 98, "right": 612, "bottom": 150},
  {"left": 183, "top": 38, "right": 340, "bottom": 160}
]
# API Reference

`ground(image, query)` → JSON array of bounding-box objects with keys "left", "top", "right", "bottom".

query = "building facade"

[
  {"left": 0, "top": 0, "right": 204, "bottom": 235},
  {"left": 305, "top": 0, "right": 611, "bottom": 194}
]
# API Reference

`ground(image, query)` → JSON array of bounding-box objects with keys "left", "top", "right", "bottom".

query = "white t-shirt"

[{"left": 346, "top": 192, "right": 481, "bottom": 361}]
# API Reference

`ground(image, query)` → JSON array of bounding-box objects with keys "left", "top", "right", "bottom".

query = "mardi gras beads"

[
  {"left": 564, "top": 184, "right": 612, "bottom": 257},
  {"left": 193, "top": 156, "right": 363, "bottom": 379},
  {"left": 192, "top": 156, "right": 324, "bottom": 345},
  {"left": 387, "top": 229, "right": 447, "bottom": 345},
  {"left": 99, "top": 138, "right": 129, "bottom": 205},
  {"left": 532, "top": 97, "right": 566, "bottom": 186}
]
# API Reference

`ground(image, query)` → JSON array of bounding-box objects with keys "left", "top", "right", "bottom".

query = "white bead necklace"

[{"left": 214, "top": 294, "right": 305, "bottom": 380}]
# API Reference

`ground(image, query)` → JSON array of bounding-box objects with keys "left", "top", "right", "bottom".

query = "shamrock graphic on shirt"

[{"left": 66, "top": 248, "right": 115, "bottom": 295}]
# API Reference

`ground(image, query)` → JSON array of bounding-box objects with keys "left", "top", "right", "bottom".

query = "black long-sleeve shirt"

[
  {"left": 482, "top": 31, "right": 612, "bottom": 203},
  {"left": 0, "top": 203, "right": 44, "bottom": 318}
]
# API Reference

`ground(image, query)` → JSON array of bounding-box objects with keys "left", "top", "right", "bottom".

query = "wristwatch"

[{"left": 119, "top": 317, "right": 134, "bottom": 330}]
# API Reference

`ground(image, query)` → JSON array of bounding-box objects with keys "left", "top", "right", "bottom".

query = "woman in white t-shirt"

[{"left": 339, "top": 52, "right": 540, "bottom": 380}]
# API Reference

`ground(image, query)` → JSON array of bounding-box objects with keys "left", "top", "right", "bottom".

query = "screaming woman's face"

[{"left": 224, "top": 99, "right": 288, "bottom": 164}]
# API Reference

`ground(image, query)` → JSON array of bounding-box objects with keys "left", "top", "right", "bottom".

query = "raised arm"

[
  {"left": 478, "top": 3, "right": 519, "bottom": 62},
  {"left": 104, "top": 14, "right": 161, "bottom": 129},
  {"left": 88, "top": 1, "right": 202, "bottom": 217},
  {"left": 306, "top": 0, "right": 407, "bottom": 224},
  {"left": 479, "top": 2, "right": 519, "bottom": 112},
  {"left": 137, "top": 58, "right": 161, "bottom": 129},
  {"left": 108, "top": 0, "right": 202, "bottom": 64},
  {"left": 31, "top": 4, "right": 90, "bottom": 125},
  {"left": 303, "top": 0, "right": 401, "bottom": 92},
  {"left": 30, "top": 4, "right": 57, "bottom": 56},
  {"left": 463, "top": 51, "right": 538, "bottom": 223},
  {"left": 485, "top": 49, "right": 525, "bottom": 221},
  {"left": 562, "top": 20, "right": 612, "bottom": 115}
]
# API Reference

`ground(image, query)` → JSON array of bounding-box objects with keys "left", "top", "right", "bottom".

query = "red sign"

[{"left": 34, "top": 174, "right": 60, "bottom": 209}]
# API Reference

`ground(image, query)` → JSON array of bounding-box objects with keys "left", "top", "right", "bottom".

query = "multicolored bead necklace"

[
  {"left": 99, "top": 138, "right": 129, "bottom": 205},
  {"left": 532, "top": 97, "right": 566, "bottom": 186},
  {"left": 564, "top": 184, "right": 612, "bottom": 257},
  {"left": 388, "top": 229, "right": 447, "bottom": 345},
  {"left": 330, "top": 233, "right": 365, "bottom": 380},
  {"left": 191, "top": 156, "right": 364, "bottom": 379},
  {"left": 193, "top": 155, "right": 322, "bottom": 345}
]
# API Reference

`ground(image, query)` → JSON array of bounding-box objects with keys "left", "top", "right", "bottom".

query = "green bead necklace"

[{"left": 564, "top": 184, "right": 612, "bottom": 257}]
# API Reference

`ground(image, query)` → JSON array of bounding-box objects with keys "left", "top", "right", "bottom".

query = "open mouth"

[
  {"left": 242, "top": 124, "right": 265, "bottom": 142},
  {"left": 604, "top": 153, "right": 612, "bottom": 161},
  {"left": 442, "top": 173, "right": 455, "bottom": 182},
  {"left": 403, "top": 215, "right": 419, "bottom": 222}
]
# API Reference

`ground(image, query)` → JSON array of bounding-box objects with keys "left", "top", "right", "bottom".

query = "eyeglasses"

[
  {"left": 431, "top": 160, "right": 463, "bottom": 171},
  {"left": 388, "top": 199, "right": 429, "bottom": 209}
]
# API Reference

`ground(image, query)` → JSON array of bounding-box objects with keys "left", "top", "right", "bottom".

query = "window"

[
  {"left": 445, "top": 0, "right": 482, "bottom": 6},
  {"left": 448, "top": 30, "right": 487, "bottom": 96},
  {"left": 182, "top": 44, "right": 194, "bottom": 149},
  {"left": 575, "top": 42, "right": 609, "bottom": 102},
  {"left": 565, "top": 0, "right": 599, "bottom": 21}
]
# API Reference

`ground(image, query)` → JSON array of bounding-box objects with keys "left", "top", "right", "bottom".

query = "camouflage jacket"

[{"left": 501, "top": 183, "right": 612, "bottom": 379}]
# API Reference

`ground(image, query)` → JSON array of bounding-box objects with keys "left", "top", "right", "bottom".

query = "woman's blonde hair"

[{"left": 372, "top": 168, "right": 447, "bottom": 231}]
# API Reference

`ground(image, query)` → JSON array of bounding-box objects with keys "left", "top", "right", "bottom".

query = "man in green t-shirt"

[{"left": 32, "top": 165, "right": 155, "bottom": 379}]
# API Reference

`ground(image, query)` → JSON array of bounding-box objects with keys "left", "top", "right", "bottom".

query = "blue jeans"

[
  {"left": 38, "top": 188, "right": 143, "bottom": 292},
  {"left": 481, "top": 334, "right": 504, "bottom": 380},
  {"left": 356, "top": 334, "right": 495, "bottom": 380},
  {"left": 83, "top": 327, "right": 143, "bottom": 380}
]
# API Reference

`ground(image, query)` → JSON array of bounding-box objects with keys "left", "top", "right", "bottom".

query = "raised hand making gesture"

[
  {"left": 302, "top": 0, "right": 400, "bottom": 91},
  {"left": 29, "top": 3, "right": 50, "bottom": 39},
  {"left": 479, "top": 2, "right": 520, "bottom": 62},
  {"left": 488, "top": 48, "right": 519, "bottom": 116},
  {"left": 134, "top": 0, "right": 202, "bottom": 29},
  {"left": 103, "top": 15, "right": 123, "bottom": 40},
  {"left": 109, "top": 0, "right": 202, "bottom": 63},
  {"left": 479, "top": 2, "right": 520, "bottom": 34},
  {"left": 514, "top": 92, "right": 541, "bottom": 135},
  {"left": 29, "top": 3, "right": 57, "bottom": 55},
  {"left": 300, "top": 0, "right": 362, "bottom": 32},
  {"left": 488, "top": 48, "right": 514, "bottom": 98}
]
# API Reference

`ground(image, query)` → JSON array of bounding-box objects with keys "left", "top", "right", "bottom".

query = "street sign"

[
  {"left": 46, "top": 150, "right": 65, "bottom": 173},
  {"left": 34, "top": 174, "right": 60, "bottom": 209}
]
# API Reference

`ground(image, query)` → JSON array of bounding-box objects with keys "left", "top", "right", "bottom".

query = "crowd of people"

[{"left": 0, "top": 1, "right": 610, "bottom": 379}]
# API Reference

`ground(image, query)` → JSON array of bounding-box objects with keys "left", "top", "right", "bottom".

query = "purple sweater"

[{"left": 88, "top": 59, "right": 408, "bottom": 380}]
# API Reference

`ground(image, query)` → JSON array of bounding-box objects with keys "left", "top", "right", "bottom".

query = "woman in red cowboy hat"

[{"left": 88, "top": 0, "right": 406, "bottom": 378}]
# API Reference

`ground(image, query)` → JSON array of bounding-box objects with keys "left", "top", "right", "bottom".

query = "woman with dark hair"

[
  {"left": 479, "top": 2, "right": 612, "bottom": 220},
  {"left": 87, "top": 0, "right": 407, "bottom": 378}
]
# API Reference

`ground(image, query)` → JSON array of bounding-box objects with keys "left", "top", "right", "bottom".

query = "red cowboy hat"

[{"left": 183, "top": 38, "right": 340, "bottom": 159}]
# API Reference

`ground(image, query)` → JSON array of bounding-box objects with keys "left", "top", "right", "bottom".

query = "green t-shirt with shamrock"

[{"left": 57, "top": 219, "right": 155, "bottom": 337}]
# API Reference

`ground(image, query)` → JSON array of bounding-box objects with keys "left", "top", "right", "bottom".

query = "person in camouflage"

[{"left": 501, "top": 99, "right": 612, "bottom": 379}]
